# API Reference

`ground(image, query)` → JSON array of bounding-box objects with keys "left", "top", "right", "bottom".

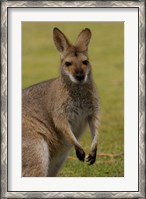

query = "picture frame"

[{"left": 1, "top": 0, "right": 145, "bottom": 198}]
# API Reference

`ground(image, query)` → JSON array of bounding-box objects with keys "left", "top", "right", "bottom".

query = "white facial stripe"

[
  {"left": 65, "top": 70, "right": 78, "bottom": 83},
  {"left": 83, "top": 74, "right": 88, "bottom": 83},
  {"left": 83, "top": 67, "right": 90, "bottom": 83}
]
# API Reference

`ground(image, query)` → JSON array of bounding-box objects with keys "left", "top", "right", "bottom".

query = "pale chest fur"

[{"left": 65, "top": 86, "right": 94, "bottom": 139}]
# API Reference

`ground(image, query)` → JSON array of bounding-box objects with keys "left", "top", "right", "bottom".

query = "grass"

[{"left": 22, "top": 22, "right": 124, "bottom": 177}]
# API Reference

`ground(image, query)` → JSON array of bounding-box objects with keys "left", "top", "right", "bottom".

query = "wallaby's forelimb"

[
  {"left": 65, "top": 128, "right": 85, "bottom": 161},
  {"left": 75, "top": 145, "right": 85, "bottom": 162},
  {"left": 87, "top": 115, "right": 99, "bottom": 165},
  {"left": 55, "top": 118, "right": 85, "bottom": 161}
]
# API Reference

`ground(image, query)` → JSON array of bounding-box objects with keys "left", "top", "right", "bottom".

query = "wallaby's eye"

[
  {"left": 82, "top": 60, "right": 89, "bottom": 65},
  {"left": 65, "top": 61, "right": 72, "bottom": 67}
]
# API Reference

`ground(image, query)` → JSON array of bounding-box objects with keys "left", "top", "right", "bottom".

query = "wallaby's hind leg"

[{"left": 22, "top": 133, "right": 49, "bottom": 177}]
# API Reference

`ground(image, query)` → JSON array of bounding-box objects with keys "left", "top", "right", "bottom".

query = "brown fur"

[{"left": 22, "top": 28, "right": 99, "bottom": 177}]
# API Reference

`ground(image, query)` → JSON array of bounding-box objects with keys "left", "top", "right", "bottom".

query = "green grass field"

[{"left": 22, "top": 22, "right": 124, "bottom": 177}]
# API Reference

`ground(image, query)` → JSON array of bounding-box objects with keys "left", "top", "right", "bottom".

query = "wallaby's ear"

[
  {"left": 75, "top": 28, "right": 91, "bottom": 52},
  {"left": 53, "top": 28, "right": 70, "bottom": 53}
]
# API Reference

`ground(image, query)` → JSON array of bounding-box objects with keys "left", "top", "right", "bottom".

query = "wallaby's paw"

[
  {"left": 86, "top": 149, "right": 97, "bottom": 165},
  {"left": 76, "top": 148, "right": 85, "bottom": 162}
]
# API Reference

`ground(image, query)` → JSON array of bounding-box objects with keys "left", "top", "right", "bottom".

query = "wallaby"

[{"left": 22, "top": 28, "right": 99, "bottom": 177}]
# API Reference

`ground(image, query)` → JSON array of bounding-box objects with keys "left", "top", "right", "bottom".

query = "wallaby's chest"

[
  {"left": 66, "top": 88, "right": 93, "bottom": 138},
  {"left": 68, "top": 87, "right": 93, "bottom": 114}
]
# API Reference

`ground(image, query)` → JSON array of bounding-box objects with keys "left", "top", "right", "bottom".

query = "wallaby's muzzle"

[{"left": 75, "top": 70, "right": 85, "bottom": 82}]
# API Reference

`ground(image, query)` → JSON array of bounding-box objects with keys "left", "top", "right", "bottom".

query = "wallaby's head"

[{"left": 53, "top": 27, "right": 92, "bottom": 84}]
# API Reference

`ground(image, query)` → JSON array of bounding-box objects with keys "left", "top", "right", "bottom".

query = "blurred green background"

[{"left": 22, "top": 22, "right": 124, "bottom": 177}]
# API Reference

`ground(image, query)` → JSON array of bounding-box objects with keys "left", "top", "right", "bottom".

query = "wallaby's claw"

[
  {"left": 86, "top": 154, "right": 96, "bottom": 165},
  {"left": 75, "top": 148, "right": 85, "bottom": 162},
  {"left": 86, "top": 150, "right": 97, "bottom": 165}
]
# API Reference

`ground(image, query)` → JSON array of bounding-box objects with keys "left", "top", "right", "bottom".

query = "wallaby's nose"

[{"left": 75, "top": 70, "right": 85, "bottom": 81}]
